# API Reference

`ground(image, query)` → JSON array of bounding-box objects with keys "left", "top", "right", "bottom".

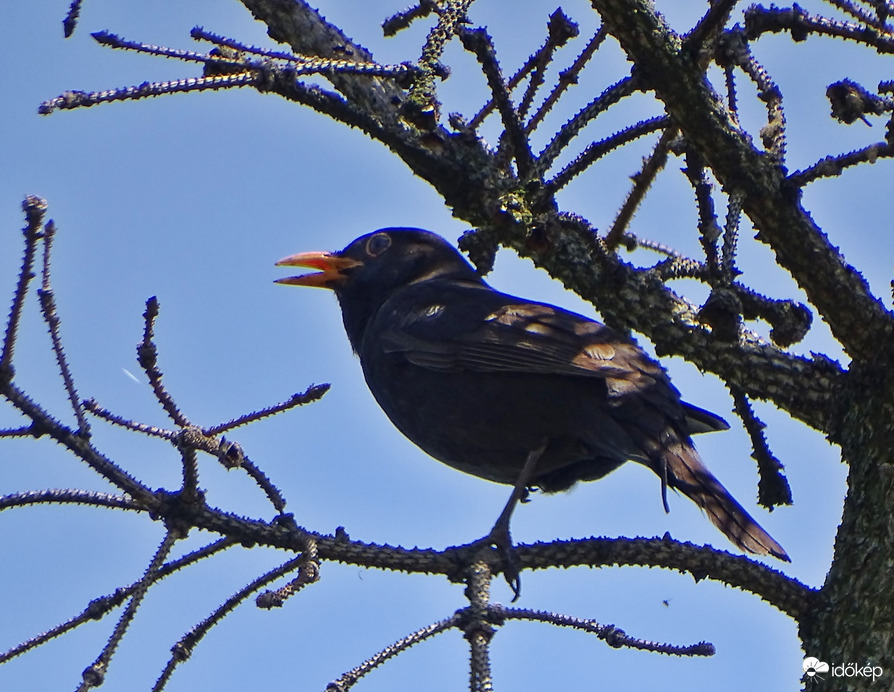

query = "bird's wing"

[
  {"left": 376, "top": 285, "right": 728, "bottom": 433},
  {"left": 379, "top": 294, "right": 658, "bottom": 392}
]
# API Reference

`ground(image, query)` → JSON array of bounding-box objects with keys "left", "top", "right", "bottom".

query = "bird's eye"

[{"left": 365, "top": 233, "right": 392, "bottom": 257}]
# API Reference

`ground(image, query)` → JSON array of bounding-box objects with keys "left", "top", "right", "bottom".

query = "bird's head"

[
  {"left": 276, "top": 228, "right": 481, "bottom": 348},
  {"left": 276, "top": 228, "right": 477, "bottom": 294}
]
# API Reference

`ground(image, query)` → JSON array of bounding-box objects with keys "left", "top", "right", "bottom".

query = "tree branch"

[{"left": 591, "top": 0, "right": 893, "bottom": 362}]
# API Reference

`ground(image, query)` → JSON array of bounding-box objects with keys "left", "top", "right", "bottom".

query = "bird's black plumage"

[{"left": 277, "top": 228, "right": 788, "bottom": 561}]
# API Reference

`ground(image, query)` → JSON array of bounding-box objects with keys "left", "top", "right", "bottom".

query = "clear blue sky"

[{"left": 1, "top": 1, "right": 888, "bottom": 690}]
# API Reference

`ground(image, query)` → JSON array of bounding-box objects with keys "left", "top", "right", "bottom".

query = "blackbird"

[{"left": 276, "top": 228, "right": 788, "bottom": 569}]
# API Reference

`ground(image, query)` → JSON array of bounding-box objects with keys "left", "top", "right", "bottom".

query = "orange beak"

[{"left": 275, "top": 251, "right": 362, "bottom": 288}]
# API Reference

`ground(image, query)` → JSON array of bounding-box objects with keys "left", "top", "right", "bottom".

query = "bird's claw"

[{"left": 473, "top": 522, "right": 522, "bottom": 601}]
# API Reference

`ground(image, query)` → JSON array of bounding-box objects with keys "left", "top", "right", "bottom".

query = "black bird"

[{"left": 276, "top": 228, "right": 789, "bottom": 571}]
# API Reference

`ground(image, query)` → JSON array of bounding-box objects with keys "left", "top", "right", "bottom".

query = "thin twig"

[
  {"left": 0, "top": 489, "right": 139, "bottom": 513},
  {"left": 493, "top": 606, "right": 715, "bottom": 656},
  {"left": 37, "top": 220, "right": 91, "bottom": 436},
  {"left": 328, "top": 613, "right": 463, "bottom": 691},
  {"left": 1, "top": 197, "right": 46, "bottom": 373},
  {"left": 82, "top": 398, "right": 177, "bottom": 439},
  {"left": 825, "top": 0, "right": 892, "bottom": 28},
  {"left": 744, "top": 4, "right": 894, "bottom": 52},
  {"left": 91, "top": 31, "right": 250, "bottom": 66},
  {"left": 79, "top": 531, "right": 181, "bottom": 690},
  {"left": 63, "top": 0, "right": 84, "bottom": 37},
  {"left": 205, "top": 383, "right": 331, "bottom": 435},
  {"left": 172, "top": 426, "right": 288, "bottom": 512},
  {"left": 683, "top": 150, "right": 722, "bottom": 278},
  {"left": 138, "top": 297, "right": 190, "bottom": 427},
  {"left": 721, "top": 190, "right": 745, "bottom": 282},
  {"left": 724, "top": 64, "right": 740, "bottom": 124},
  {"left": 236, "top": 456, "right": 288, "bottom": 513},
  {"left": 685, "top": 0, "right": 739, "bottom": 51},
  {"left": 39, "top": 72, "right": 261, "bottom": 115},
  {"left": 788, "top": 140, "right": 894, "bottom": 186},
  {"left": 535, "top": 74, "right": 638, "bottom": 176},
  {"left": 526, "top": 26, "right": 607, "bottom": 136},
  {"left": 467, "top": 9, "right": 579, "bottom": 131},
  {"left": 405, "top": 0, "right": 474, "bottom": 124},
  {"left": 0, "top": 425, "right": 34, "bottom": 437},
  {"left": 604, "top": 125, "right": 678, "bottom": 250},
  {"left": 736, "top": 42, "right": 786, "bottom": 158},
  {"left": 97, "top": 29, "right": 419, "bottom": 81},
  {"left": 383, "top": 0, "right": 445, "bottom": 37},
  {"left": 729, "top": 385, "right": 793, "bottom": 507},
  {"left": 620, "top": 232, "right": 684, "bottom": 258},
  {"left": 256, "top": 542, "right": 320, "bottom": 608},
  {"left": 3, "top": 377, "right": 154, "bottom": 500},
  {"left": 152, "top": 549, "right": 315, "bottom": 692},
  {"left": 547, "top": 115, "right": 669, "bottom": 193},
  {"left": 0, "top": 538, "right": 235, "bottom": 665},
  {"left": 460, "top": 28, "right": 534, "bottom": 176}
]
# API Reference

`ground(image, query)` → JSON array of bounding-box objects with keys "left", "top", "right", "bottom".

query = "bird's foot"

[{"left": 472, "top": 519, "right": 522, "bottom": 601}]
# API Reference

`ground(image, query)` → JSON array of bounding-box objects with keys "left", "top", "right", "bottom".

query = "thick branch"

[{"left": 591, "top": 0, "right": 893, "bottom": 361}]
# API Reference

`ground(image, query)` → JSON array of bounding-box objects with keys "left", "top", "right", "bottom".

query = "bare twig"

[
  {"left": 91, "top": 30, "right": 251, "bottom": 66},
  {"left": 460, "top": 27, "right": 534, "bottom": 175},
  {"left": 547, "top": 115, "right": 669, "bottom": 193},
  {"left": 404, "top": 0, "right": 474, "bottom": 125},
  {"left": 513, "top": 10, "right": 579, "bottom": 125},
  {"left": 604, "top": 125, "right": 678, "bottom": 250},
  {"left": 729, "top": 385, "right": 793, "bottom": 508},
  {"left": 1, "top": 197, "right": 46, "bottom": 373},
  {"left": 138, "top": 297, "right": 190, "bottom": 427},
  {"left": 82, "top": 398, "right": 177, "bottom": 439},
  {"left": 153, "top": 549, "right": 316, "bottom": 692},
  {"left": 725, "top": 32, "right": 786, "bottom": 158},
  {"left": 744, "top": 4, "right": 894, "bottom": 51},
  {"left": 721, "top": 190, "right": 744, "bottom": 282},
  {"left": 788, "top": 140, "right": 894, "bottom": 186},
  {"left": 466, "top": 9, "right": 579, "bottom": 130},
  {"left": 327, "top": 613, "right": 463, "bottom": 691},
  {"left": 255, "top": 542, "right": 320, "bottom": 608},
  {"left": 685, "top": 0, "right": 739, "bottom": 50},
  {"left": 0, "top": 425, "right": 33, "bottom": 437},
  {"left": 493, "top": 605, "right": 715, "bottom": 656},
  {"left": 526, "top": 26, "right": 607, "bottom": 137},
  {"left": 535, "top": 74, "right": 639, "bottom": 176},
  {"left": 383, "top": 1, "right": 443, "bottom": 37},
  {"left": 79, "top": 531, "right": 181, "bottom": 690},
  {"left": 205, "top": 383, "right": 331, "bottom": 435},
  {"left": 0, "top": 538, "right": 234, "bottom": 666},
  {"left": 683, "top": 150, "right": 723, "bottom": 277},
  {"left": 0, "top": 489, "right": 139, "bottom": 514},
  {"left": 37, "top": 220, "right": 91, "bottom": 436},
  {"left": 824, "top": 0, "right": 892, "bottom": 29},
  {"left": 39, "top": 73, "right": 261, "bottom": 115},
  {"left": 62, "top": 0, "right": 84, "bottom": 37},
  {"left": 621, "top": 232, "right": 684, "bottom": 258}
]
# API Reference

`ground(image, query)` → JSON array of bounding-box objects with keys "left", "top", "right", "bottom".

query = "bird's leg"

[{"left": 476, "top": 441, "right": 547, "bottom": 601}]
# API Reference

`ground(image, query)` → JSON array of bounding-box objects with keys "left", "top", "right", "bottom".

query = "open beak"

[{"left": 275, "top": 251, "right": 362, "bottom": 288}]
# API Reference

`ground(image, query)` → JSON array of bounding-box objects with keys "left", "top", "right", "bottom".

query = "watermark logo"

[
  {"left": 803, "top": 657, "right": 830, "bottom": 681},
  {"left": 803, "top": 657, "right": 883, "bottom": 684}
]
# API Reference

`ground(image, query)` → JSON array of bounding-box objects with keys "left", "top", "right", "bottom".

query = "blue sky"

[{"left": 1, "top": 1, "right": 889, "bottom": 690}]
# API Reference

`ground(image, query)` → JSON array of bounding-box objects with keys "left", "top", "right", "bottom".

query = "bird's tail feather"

[{"left": 662, "top": 441, "right": 789, "bottom": 562}]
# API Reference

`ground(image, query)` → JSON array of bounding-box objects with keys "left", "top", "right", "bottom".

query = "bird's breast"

[{"left": 358, "top": 345, "right": 623, "bottom": 486}]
